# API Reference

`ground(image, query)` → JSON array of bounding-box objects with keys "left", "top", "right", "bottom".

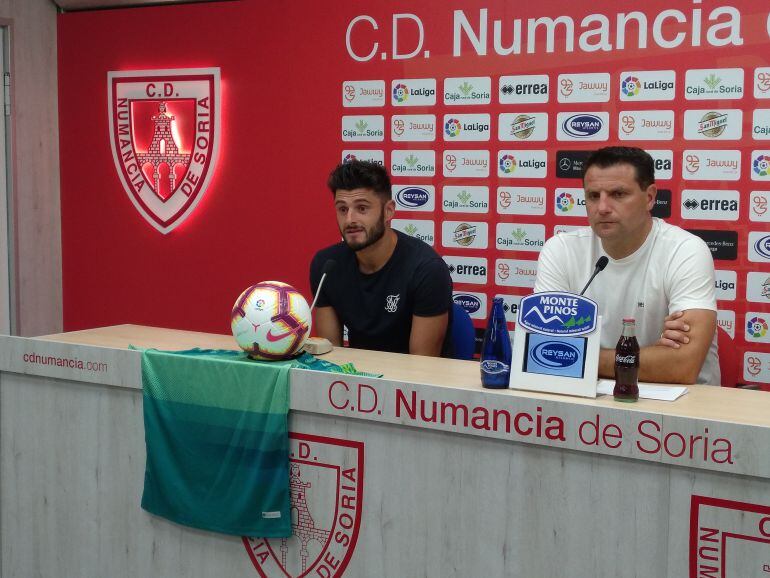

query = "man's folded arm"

[
  {"left": 598, "top": 308, "right": 716, "bottom": 384},
  {"left": 409, "top": 313, "right": 449, "bottom": 357}
]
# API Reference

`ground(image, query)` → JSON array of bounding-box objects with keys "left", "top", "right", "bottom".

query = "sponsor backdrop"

[{"left": 59, "top": 1, "right": 770, "bottom": 387}]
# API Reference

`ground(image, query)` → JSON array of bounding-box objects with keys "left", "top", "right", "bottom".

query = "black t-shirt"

[{"left": 309, "top": 230, "right": 453, "bottom": 354}]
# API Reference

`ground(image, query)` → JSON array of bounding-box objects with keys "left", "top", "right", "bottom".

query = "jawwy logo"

[
  {"left": 396, "top": 187, "right": 429, "bottom": 208},
  {"left": 532, "top": 341, "right": 580, "bottom": 368},
  {"left": 453, "top": 294, "right": 482, "bottom": 314},
  {"left": 244, "top": 433, "right": 364, "bottom": 578},
  {"left": 755, "top": 234, "right": 770, "bottom": 259},
  {"left": 393, "top": 83, "right": 408, "bottom": 103},
  {"left": 518, "top": 292, "right": 598, "bottom": 336},
  {"left": 108, "top": 68, "right": 221, "bottom": 234},
  {"left": 621, "top": 76, "right": 640, "bottom": 97},
  {"left": 562, "top": 114, "right": 603, "bottom": 138}
]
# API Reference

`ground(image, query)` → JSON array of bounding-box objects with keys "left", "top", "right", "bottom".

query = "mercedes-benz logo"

[{"left": 559, "top": 157, "right": 573, "bottom": 171}]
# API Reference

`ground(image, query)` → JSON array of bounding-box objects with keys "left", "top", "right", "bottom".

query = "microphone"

[
  {"left": 579, "top": 256, "right": 609, "bottom": 296},
  {"left": 310, "top": 259, "right": 336, "bottom": 311}
]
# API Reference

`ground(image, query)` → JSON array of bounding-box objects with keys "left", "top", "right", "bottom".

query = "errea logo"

[
  {"left": 443, "top": 256, "right": 488, "bottom": 284},
  {"left": 681, "top": 190, "right": 739, "bottom": 221}
]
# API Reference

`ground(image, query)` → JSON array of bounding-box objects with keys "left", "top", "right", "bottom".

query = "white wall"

[{"left": 0, "top": 0, "right": 61, "bottom": 336}]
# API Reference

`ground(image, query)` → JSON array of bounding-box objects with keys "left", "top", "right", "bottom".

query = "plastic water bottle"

[{"left": 480, "top": 297, "right": 512, "bottom": 389}]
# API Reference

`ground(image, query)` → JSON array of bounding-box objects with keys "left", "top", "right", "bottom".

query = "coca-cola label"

[
  {"left": 615, "top": 354, "right": 638, "bottom": 365},
  {"left": 481, "top": 360, "right": 510, "bottom": 374},
  {"left": 518, "top": 291, "right": 598, "bottom": 336}
]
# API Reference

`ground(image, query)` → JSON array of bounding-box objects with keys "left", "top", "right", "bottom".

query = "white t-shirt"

[{"left": 534, "top": 218, "right": 720, "bottom": 385}]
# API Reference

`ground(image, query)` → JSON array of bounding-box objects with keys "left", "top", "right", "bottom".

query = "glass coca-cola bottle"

[
  {"left": 480, "top": 297, "right": 512, "bottom": 389},
  {"left": 614, "top": 318, "right": 639, "bottom": 402}
]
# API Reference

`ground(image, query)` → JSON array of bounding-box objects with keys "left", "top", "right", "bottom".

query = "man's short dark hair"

[
  {"left": 327, "top": 160, "right": 392, "bottom": 200},
  {"left": 582, "top": 146, "right": 655, "bottom": 190}
]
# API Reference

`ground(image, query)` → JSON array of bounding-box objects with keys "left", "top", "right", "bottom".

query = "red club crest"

[
  {"left": 244, "top": 433, "right": 364, "bottom": 578},
  {"left": 108, "top": 68, "right": 220, "bottom": 234}
]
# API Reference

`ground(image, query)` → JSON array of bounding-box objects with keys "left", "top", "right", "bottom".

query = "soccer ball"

[{"left": 231, "top": 281, "right": 312, "bottom": 360}]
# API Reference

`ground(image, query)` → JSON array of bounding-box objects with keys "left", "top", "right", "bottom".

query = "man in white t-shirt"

[{"left": 535, "top": 146, "right": 720, "bottom": 385}]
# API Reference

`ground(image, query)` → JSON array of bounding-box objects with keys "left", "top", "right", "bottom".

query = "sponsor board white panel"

[
  {"left": 744, "top": 351, "right": 770, "bottom": 383},
  {"left": 498, "top": 113, "right": 548, "bottom": 142},
  {"left": 681, "top": 150, "right": 741, "bottom": 181},
  {"left": 751, "top": 109, "right": 770, "bottom": 140},
  {"left": 557, "top": 73, "right": 610, "bottom": 103},
  {"left": 442, "top": 221, "right": 489, "bottom": 250},
  {"left": 751, "top": 151, "right": 770, "bottom": 181},
  {"left": 341, "top": 115, "right": 385, "bottom": 141},
  {"left": 392, "top": 78, "right": 437, "bottom": 106},
  {"left": 391, "top": 115, "right": 436, "bottom": 142},
  {"left": 342, "top": 80, "right": 385, "bottom": 107},
  {"left": 499, "top": 74, "right": 550, "bottom": 104},
  {"left": 619, "top": 71, "right": 676, "bottom": 101},
  {"left": 714, "top": 270, "right": 737, "bottom": 301},
  {"left": 444, "top": 77, "right": 492, "bottom": 105},
  {"left": 748, "top": 231, "right": 770, "bottom": 263},
  {"left": 746, "top": 272, "right": 770, "bottom": 303},
  {"left": 497, "top": 187, "right": 546, "bottom": 216},
  {"left": 680, "top": 190, "right": 740, "bottom": 221},
  {"left": 649, "top": 150, "right": 673, "bottom": 180},
  {"left": 391, "top": 219, "right": 435, "bottom": 246},
  {"left": 443, "top": 150, "right": 490, "bottom": 178},
  {"left": 618, "top": 110, "right": 674, "bottom": 140},
  {"left": 745, "top": 312, "right": 770, "bottom": 344},
  {"left": 683, "top": 109, "right": 742, "bottom": 140},
  {"left": 391, "top": 150, "right": 435, "bottom": 177},
  {"left": 556, "top": 112, "right": 609, "bottom": 141},
  {"left": 442, "top": 186, "right": 490, "bottom": 214},
  {"left": 749, "top": 191, "right": 770, "bottom": 221},
  {"left": 342, "top": 150, "right": 384, "bottom": 165},
  {"left": 495, "top": 259, "right": 538, "bottom": 288},
  {"left": 443, "top": 256, "right": 488, "bottom": 284},
  {"left": 754, "top": 67, "right": 770, "bottom": 99},
  {"left": 495, "top": 223, "right": 545, "bottom": 252},
  {"left": 685, "top": 68, "right": 744, "bottom": 100},
  {"left": 497, "top": 150, "right": 547, "bottom": 178},
  {"left": 554, "top": 188, "right": 587, "bottom": 217},
  {"left": 393, "top": 184, "right": 435, "bottom": 212},
  {"left": 442, "top": 114, "right": 491, "bottom": 142}
]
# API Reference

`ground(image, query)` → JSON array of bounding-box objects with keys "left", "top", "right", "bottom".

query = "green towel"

[{"left": 139, "top": 347, "right": 380, "bottom": 537}]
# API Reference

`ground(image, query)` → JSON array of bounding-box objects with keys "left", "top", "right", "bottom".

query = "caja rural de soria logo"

[{"left": 108, "top": 68, "right": 220, "bottom": 234}]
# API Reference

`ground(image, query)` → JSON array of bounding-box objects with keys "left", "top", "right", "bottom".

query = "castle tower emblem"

[
  {"left": 281, "top": 464, "right": 330, "bottom": 572},
  {"left": 136, "top": 102, "right": 191, "bottom": 199}
]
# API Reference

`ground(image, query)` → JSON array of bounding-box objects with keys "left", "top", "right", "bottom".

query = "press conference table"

[{"left": 1, "top": 324, "right": 769, "bottom": 577}]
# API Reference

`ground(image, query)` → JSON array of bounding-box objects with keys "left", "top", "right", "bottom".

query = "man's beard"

[{"left": 342, "top": 212, "right": 386, "bottom": 252}]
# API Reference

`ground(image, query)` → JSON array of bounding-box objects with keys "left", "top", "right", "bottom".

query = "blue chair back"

[{"left": 450, "top": 302, "right": 476, "bottom": 360}]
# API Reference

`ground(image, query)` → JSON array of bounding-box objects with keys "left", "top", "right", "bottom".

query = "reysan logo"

[{"left": 108, "top": 68, "right": 220, "bottom": 234}]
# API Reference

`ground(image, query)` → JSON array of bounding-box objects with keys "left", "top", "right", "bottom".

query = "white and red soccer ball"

[{"left": 231, "top": 281, "right": 312, "bottom": 360}]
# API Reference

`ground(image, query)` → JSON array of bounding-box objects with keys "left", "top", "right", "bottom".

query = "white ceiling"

[{"left": 53, "top": 0, "right": 221, "bottom": 11}]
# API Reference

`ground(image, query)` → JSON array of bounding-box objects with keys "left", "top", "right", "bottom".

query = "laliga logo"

[
  {"left": 685, "top": 154, "right": 701, "bottom": 173},
  {"left": 621, "top": 115, "right": 636, "bottom": 134},
  {"left": 747, "top": 316, "right": 768, "bottom": 339},
  {"left": 746, "top": 356, "right": 762, "bottom": 377},
  {"left": 343, "top": 154, "right": 357, "bottom": 163},
  {"left": 393, "top": 83, "right": 408, "bottom": 103},
  {"left": 754, "top": 155, "right": 770, "bottom": 177},
  {"left": 499, "top": 154, "right": 516, "bottom": 174},
  {"left": 498, "top": 190, "right": 512, "bottom": 209},
  {"left": 392, "top": 119, "right": 405, "bottom": 136},
  {"left": 559, "top": 77, "right": 574, "bottom": 97},
  {"left": 758, "top": 72, "right": 770, "bottom": 93},
  {"left": 444, "top": 118, "right": 461, "bottom": 138},
  {"left": 497, "top": 262, "right": 510, "bottom": 280},
  {"left": 556, "top": 192, "right": 574, "bottom": 212},
  {"left": 343, "top": 84, "right": 356, "bottom": 102},
  {"left": 621, "top": 76, "right": 640, "bottom": 97},
  {"left": 753, "top": 195, "right": 768, "bottom": 216},
  {"left": 108, "top": 68, "right": 220, "bottom": 234},
  {"left": 445, "top": 154, "right": 457, "bottom": 172}
]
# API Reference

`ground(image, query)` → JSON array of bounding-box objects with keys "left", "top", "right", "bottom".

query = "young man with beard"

[
  {"left": 309, "top": 160, "right": 453, "bottom": 356},
  {"left": 534, "top": 146, "right": 720, "bottom": 385}
]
